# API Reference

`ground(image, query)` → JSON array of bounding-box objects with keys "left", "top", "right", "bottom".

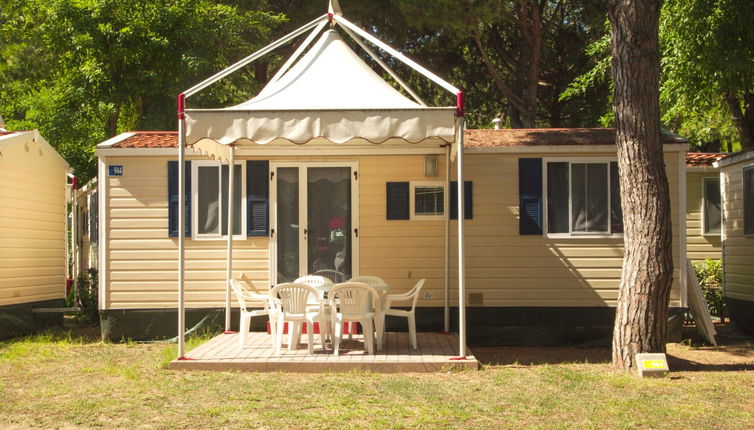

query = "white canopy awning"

[
  {"left": 186, "top": 30, "right": 456, "bottom": 159},
  {"left": 176, "top": 7, "right": 468, "bottom": 361}
]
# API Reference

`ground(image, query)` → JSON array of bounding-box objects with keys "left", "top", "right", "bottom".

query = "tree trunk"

[
  {"left": 609, "top": 0, "right": 674, "bottom": 371},
  {"left": 724, "top": 91, "right": 754, "bottom": 151},
  {"left": 106, "top": 102, "right": 121, "bottom": 138}
]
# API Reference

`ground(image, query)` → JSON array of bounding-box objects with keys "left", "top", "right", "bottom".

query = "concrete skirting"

[{"left": 0, "top": 299, "right": 65, "bottom": 340}]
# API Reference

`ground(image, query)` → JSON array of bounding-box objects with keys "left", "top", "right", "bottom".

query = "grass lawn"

[{"left": 1, "top": 328, "right": 753, "bottom": 429}]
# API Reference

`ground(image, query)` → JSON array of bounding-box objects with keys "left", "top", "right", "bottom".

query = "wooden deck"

[{"left": 169, "top": 332, "right": 479, "bottom": 373}]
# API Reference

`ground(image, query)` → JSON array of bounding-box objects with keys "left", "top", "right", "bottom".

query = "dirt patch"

[{"left": 472, "top": 323, "right": 754, "bottom": 371}]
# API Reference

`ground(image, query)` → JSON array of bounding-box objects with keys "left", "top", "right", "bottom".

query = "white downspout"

[{"left": 225, "top": 146, "right": 236, "bottom": 332}]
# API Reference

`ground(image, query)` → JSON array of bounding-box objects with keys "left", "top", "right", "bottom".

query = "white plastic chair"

[
  {"left": 230, "top": 278, "right": 274, "bottom": 349},
  {"left": 294, "top": 275, "right": 334, "bottom": 342},
  {"left": 383, "top": 279, "right": 425, "bottom": 349},
  {"left": 328, "top": 282, "right": 379, "bottom": 355},
  {"left": 347, "top": 276, "right": 389, "bottom": 343},
  {"left": 269, "top": 283, "right": 327, "bottom": 355}
]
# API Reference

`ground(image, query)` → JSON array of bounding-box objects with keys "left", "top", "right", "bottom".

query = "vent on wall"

[{"left": 468, "top": 292, "right": 484, "bottom": 306}]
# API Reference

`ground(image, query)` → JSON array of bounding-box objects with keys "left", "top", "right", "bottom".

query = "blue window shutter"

[
  {"left": 247, "top": 160, "right": 269, "bottom": 236},
  {"left": 386, "top": 182, "right": 409, "bottom": 220},
  {"left": 449, "top": 181, "right": 473, "bottom": 220},
  {"left": 519, "top": 158, "right": 543, "bottom": 235},
  {"left": 168, "top": 161, "right": 191, "bottom": 237}
]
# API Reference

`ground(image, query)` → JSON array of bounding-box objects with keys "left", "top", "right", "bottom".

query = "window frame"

[
  {"left": 543, "top": 157, "right": 623, "bottom": 239},
  {"left": 409, "top": 181, "right": 446, "bottom": 221},
  {"left": 191, "top": 160, "right": 247, "bottom": 241},
  {"left": 701, "top": 176, "right": 722, "bottom": 236},
  {"left": 744, "top": 165, "right": 754, "bottom": 237}
]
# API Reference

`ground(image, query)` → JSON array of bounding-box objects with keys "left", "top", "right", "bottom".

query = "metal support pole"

[
  {"left": 456, "top": 117, "right": 466, "bottom": 358},
  {"left": 71, "top": 177, "right": 79, "bottom": 306},
  {"left": 225, "top": 146, "right": 236, "bottom": 332},
  {"left": 444, "top": 146, "right": 450, "bottom": 333},
  {"left": 177, "top": 105, "right": 186, "bottom": 359}
]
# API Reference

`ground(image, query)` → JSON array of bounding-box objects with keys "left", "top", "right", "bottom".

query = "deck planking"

[{"left": 170, "top": 331, "right": 478, "bottom": 373}]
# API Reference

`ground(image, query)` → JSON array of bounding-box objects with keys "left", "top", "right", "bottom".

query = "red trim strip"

[
  {"left": 449, "top": 356, "right": 467, "bottom": 361},
  {"left": 177, "top": 93, "right": 186, "bottom": 120},
  {"left": 177, "top": 356, "right": 195, "bottom": 361},
  {"left": 223, "top": 330, "right": 238, "bottom": 334}
]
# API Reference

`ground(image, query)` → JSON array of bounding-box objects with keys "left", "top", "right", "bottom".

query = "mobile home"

[
  {"left": 0, "top": 130, "right": 69, "bottom": 338},
  {"left": 95, "top": 128, "right": 689, "bottom": 345},
  {"left": 685, "top": 152, "right": 727, "bottom": 262},
  {"left": 716, "top": 150, "right": 754, "bottom": 334}
]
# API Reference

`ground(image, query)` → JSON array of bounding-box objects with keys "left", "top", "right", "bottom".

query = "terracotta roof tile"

[
  {"left": 464, "top": 128, "right": 688, "bottom": 148},
  {"left": 110, "top": 128, "right": 690, "bottom": 149},
  {"left": 685, "top": 152, "right": 729, "bottom": 167},
  {"left": 112, "top": 131, "right": 177, "bottom": 148}
]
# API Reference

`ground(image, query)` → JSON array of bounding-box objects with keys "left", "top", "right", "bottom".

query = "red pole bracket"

[
  {"left": 455, "top": 90, "right": 465, "bottom": 117},
  {"left": 223, "top": 330, "right": 238, "bottom": 334},
  {"left": 176, "top": 356, "right": 195, "bottom": 361},
  {"left": 177, "top": 93, "right": 186, "bottom": 120},
  {"left": 449, "top": 356, "right": 467, "bottom": 361}
]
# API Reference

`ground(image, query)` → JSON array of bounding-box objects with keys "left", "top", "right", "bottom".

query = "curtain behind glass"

[
  {"left": 415, "top": 186, "right": 444, "bottom": 215},
  {"left": 197, "top": 166, "right": 220, "bottom": 235},
  {"left": 547, "top": 162, "right": 569, "bottom": 233},
  {"left": 571, "top": 163, "right": 608, "bottom": 233},
  {"left": 610, "top": 162, "right": 623, "bottom": 233}
]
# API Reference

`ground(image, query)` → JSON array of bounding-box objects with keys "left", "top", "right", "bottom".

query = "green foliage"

[
  {"left": 67, "top": 268, "right": 99, "bottom": 324},
  {"left": 562, "top": 0, "right": 754, "bottom": 150},
  {"left": 0, "top": 0, "right": 285, "bottom": 182},
  {"left": 660, "top": 0, "right": 754, "bottom": 151},
  {"left": 693, "top": 259, "right": 725, "bottom": 318}
]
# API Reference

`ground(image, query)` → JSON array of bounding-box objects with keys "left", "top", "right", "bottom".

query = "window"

[
  {"left": 546, "top": 160, "right": 622, "bottom": 236},
  {"left": 702, "top": 177, "right": 721, "bottom": 235},
  {"left": 410, "top": 181, "right": 445, "bottom": 220},
  {"left": 192, "top": 161, "right": 245, "bottom": 239},
  {"left": 745, "top": 166, "right": 754, "bottom": 236}
]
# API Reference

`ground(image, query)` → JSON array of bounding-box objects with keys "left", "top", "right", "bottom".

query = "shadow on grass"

[
  {"left": 666, "top": 355, "right": 754, "bottom": 372},
  {"left": 472, "top": 346, "right": 612, "bottom": 366}
]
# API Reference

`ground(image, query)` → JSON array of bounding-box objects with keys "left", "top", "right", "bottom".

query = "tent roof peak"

[{"left": 328, "top": 0, "right": 342, "bottom": 15}]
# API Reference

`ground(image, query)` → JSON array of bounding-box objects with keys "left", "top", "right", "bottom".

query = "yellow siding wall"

[
  {"left": 686, "top": 170, "right": 722, "bottom": 261},
  {"left": 452, "top": 151, "right": 683, "bottom": 308},
  {"left": 0, "top": 136, "right": 67, "bottom": 306},
  {"left": 103, "top": 150, "right": 684, "bottom": 309},
  {"left": 721, "top": 161, "right": 754, "bottom": 302}
]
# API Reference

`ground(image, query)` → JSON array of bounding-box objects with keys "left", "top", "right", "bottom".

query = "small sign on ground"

[{"left": 635, "top": 353, "right": 669, "bottom": 378}]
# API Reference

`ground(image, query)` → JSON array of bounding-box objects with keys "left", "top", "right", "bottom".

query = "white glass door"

[{"left": 271, "top": 163, "right": 357, "bottom": 284}]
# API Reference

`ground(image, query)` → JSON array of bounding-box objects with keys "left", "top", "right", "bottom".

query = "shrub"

[
  {"left": 692, "top": 259, "right": 725, "bottom": 319},
  {"left": 66, "top": 268, "right": 99, "bottom": 325}
]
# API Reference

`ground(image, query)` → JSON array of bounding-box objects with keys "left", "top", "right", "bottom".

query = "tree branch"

[
  {"left": 471, "top": 30, "right": 528, "bottom": 112},
  {"left": 725, "top": 91, "right": 754, "bottom": 150}
]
